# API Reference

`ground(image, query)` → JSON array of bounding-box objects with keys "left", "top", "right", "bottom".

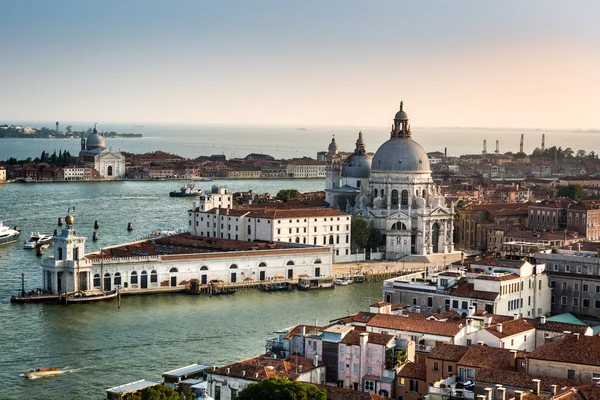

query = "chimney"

[
  {"left": 577, "top": 242, "right": 581, "bottom": 251},
  {"left": 298, "top": 365, "right": 303, "bottom": 373},
  {"left": 540, "top": 315, "right": 546, "bottom": 324},
  {"left": 242, "top": 370, "right": 246, "bottom": 377},
  {"left": 484, "top": 315, "right": 493, "bottom": 327},
  {"left": 360, "top": 332, "right": 369, "bottom": 349},
  {"left": 444, "top": 147, "right": 447, "bottom": 157},
  {"left": 497, "top": 323, "right": 503, "bottom": 333},
  {"left": 255, "top": 372, "right": 259, "bottom": 379},
  {"left": 226, "top": 368, "right": 230, "bottom": 375},
  {"left": 314, "top": 355, "right": 319, "bottom": 368},
  {"left": 468, "top": 306, "right": 476, "bottom": 316},
  {"left": 497, "top": 387, "right": 506, "bottom": 400},
  {"left": 514, "top": 390, "right": 524, "bottom": 400},
  {"left": 574, "top": 333, "right": 580, "bottom": 340},
  {"left": 484, "top": 387, "right": 493, "bottom": 400},
  {"left": 513, "top": 313, "right": 519, "bottom": 320},
  {"left": 532, "top": 379, "right": 541, "bottom": 395},
  {"left": 551, "top": 384, "right": 557, "bottom": 395}
]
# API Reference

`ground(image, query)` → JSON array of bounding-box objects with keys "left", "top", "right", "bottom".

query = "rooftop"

[
  {"left": 527, "top": 335, "right": 600, "bottom": 367},
  {"left": 106, "top": 379, "right": 160, "bottom": 394},
  {"left": 367, "top": 314, "right": 464, "bottom": 337},
  {"left": 211, "top": 354, "right": 323, "bottom": 381},
  {"left": 485, "top": 319, "right": 536, "bottom": 339}
]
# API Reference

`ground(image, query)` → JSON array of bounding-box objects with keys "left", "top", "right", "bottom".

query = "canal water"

[{"left": 0, "top": 179, "right": 382, "bottom": 400}]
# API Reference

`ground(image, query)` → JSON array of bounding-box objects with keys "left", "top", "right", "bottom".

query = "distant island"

[{"left": 0, "top": 124, "right": 142, "bottom": 139}]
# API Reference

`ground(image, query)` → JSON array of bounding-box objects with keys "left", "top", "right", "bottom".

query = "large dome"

[
  {"left": 342, "top": 153, "right": 372, "bottom": 178},
  {"left": 86, "top": 126, "right": 105, "bottom": 149},
  {"left": 371, "top": 137, "right": 430, "bottom": 173}
]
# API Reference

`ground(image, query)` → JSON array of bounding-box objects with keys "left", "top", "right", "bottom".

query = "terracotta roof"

[
  {"left": 366, "top": 314, "right": 464, "bottom": 337},
  {"left": 476, "top": 273, "right": 520, "bottom": 281},
  {"left": 475, "top": 368, "right": 585, "bottom": 394},
  {"left": 428, "top": 343, "right": 470, "bottom": 362},
  {"left": 485, "top": 319, "right": 536, "bottom": 339},
  {"left": 575, "top": 383, "right": 600, "bottom": 400},
  {"left": 527, "top": 335, "right": 600, "bottom": 366},
  {"left": 212, "top": 354, "right": 323, "bottom": 381},
  {"left": 457, "top": 345, "right": 516, "bottom": 370},
  {"left": 450, "top": 283, "right": 498, "bottom": 301},
  {"left": 339, "top": 330, "right": 394, "bottom": 347},
  {"left": 370, "top": 301, "right": 392, "bottom": 307},
  {"left": 397, "top": 362, "right": 426, "bottom": 380},
  {"left": 283, "top": 325, "right": 323, "bottom": 340},
  {"left": 438, "top": 271, "right": 462, "bottom": 277},
  {"left": 527, "top": 318, "right": 591, "bottom": 335}
]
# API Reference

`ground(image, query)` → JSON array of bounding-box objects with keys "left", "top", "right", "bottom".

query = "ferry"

[
  {"left": 297, "top": 276, "right": 335, "bottom": 290},
  {"left": 0, "top": 221, "right": 20, "bottom": 245}
]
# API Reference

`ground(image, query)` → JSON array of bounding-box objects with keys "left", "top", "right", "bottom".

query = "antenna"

[{"left": 520, "top": 134, "right": 524, "bottom": 153}]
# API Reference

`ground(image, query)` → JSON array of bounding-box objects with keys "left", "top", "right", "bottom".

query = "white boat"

[
  {"left": 23, "top": 368, "right": 61, "bottom": 379},
  {"left": 63, "top": 289, "right": 118, "bottom": 304},
  {"left": 23, "top": 233, "right": 53, "bottom": 249},
  {"left": 0, "top": 221, "right": 21, "bottom": 245},
  {"left": 298, "top": 276, "right": 335, "bottom": 290},
  {"left": 333, "top": 276, "right": 353, "bottom": 286}
]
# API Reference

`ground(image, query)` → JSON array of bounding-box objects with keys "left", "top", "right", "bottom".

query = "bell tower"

[{"left": 325, "top": 136, "right": 342, "bottom": 206}]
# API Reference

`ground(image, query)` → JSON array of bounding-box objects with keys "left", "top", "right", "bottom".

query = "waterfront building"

[
  {"left": 41, "top": 220, "right": 332, "bottom": 295},
  {"left": 206, "top": 354, "right": 326, "bottom": 400},
  {"left": 324, "top": 103, "right": 455, "bottom": 260},
  {"left": 79, "top": 124, "right": 125, "bottom": 179},
  {"left": 382, "top": 256, "right": 551, "bottom": 318},
  {"left": 188, "top": 192, "right": 352, "bottom": 262},
  {"left": 106, "top": 380, "right": 161, "bottom": 400},
  {"left": 0, "top": 165, "right": 5, "bottom": 182}
]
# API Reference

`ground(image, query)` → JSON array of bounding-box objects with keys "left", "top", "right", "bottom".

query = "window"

[
  {"left": 368, "top": 348, "right": 372, "bottom": 357},
  {"left": 452, "top": 300, "right": 459, "bottom": 308},
  {"left": 584, "top": 284, "right": 589, "bottom": 292},
  {"left": 93, "top": 274, "right": 101, "bottom": 287},
  {"left": 562, "top": 282, "right": 567, "bottom": 290},
  {"left": 561, "top": 296, "right": 567, "bottom": 305},
  {"left": 150, "top": 270, "right": 158, "bottom": 283},
  {"left": 467, "top": 369, "right": 475, "bottom": 379},
  {"left": 596, "top": 300, "right": 600, "bottom": 309},
  {"left": 409, "top": 380, "right": 418, "bottom": 392},
  {"left": 575, "top": 283, "right": 579, "bottom": 291},
  {"left": 338, "top": 362, "right": 344, "bottom": 372},
  {"left": 461, "top": 301, "right": 468, "bottom": 309},
  {"left": 568, "top": 370, "right": 575, "bottom": 379},
  {"left": 401, "top": 190, "right": 408, "bottom": 206},
  {"left": 433, "top": 362, "right": 439, "bottom": 371},
  {"left": 114, "top": 272, "right": 122, "bottom": 286},
  {"left": 583, "top": 299, "right": 590, "bottom": 308},
  {"left": 597, "top": 285, "right": 600, "bottom": 293},
  {"left": 353, "top": 364, "right": 359, "bottom": 374},
  {"left": 448, "top": 365, "right": 453, "bottom": 373},
  {"left": 130, "top": 271, "right": 138, "bottom": 284},
  {"left": 574, "top": 298, "right": 579, "bottom": 307}
]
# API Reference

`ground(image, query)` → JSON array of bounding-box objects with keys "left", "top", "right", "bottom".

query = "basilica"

[
  {"left": 79, "top": 124, "right": 126, "bottom": 179},
  {"left": 325, "top": 103, "right": 455, "bottom": 259}
]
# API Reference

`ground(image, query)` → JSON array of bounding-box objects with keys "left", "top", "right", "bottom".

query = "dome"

[
  {"left": 86, "top": 127, "right": 105, "bottom": 149},
  {"left": 342, "top": 153, "right": 372, "bottom": 178},
  {"left": 394, "top": 101, "right": 408, "bottom": 121},
  {"left": 328, "top": 137, "right": 338, "bottom": 154},
  {"left": 211, "top": 184, "right": 221, "bottom": 193},
  {"left": 371, "top": 137, "right": 431, "bottom": 173}
]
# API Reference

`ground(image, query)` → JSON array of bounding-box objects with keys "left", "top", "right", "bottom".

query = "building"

[
  {"left": 106, "top": 380, "right": 161, "bottom": 400},
  {"left": 79, "top": 124, "right": 125, "bottom": 179},
  {"left": 568, "top": 200, "right": 600, "bottom": 241},
  {"left": 188, "top": 193, "right": 352, "bottom": 262},
  {"left": 0, "top": 165, "right": 5, "bottom": 183},
  {"left": 325, "top": 103, "right": 455, "bottom": 259},
  {"left": 206, "top": 354, "right": 326, "bottom": 400},
  {"left": 40, "top": 217, "right": 332, "bottom": 295}
]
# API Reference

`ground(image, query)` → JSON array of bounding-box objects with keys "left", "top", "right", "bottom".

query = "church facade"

[
  {"left": 79, "top": 125, "right": 126, "bottom": 179},
  {"left": 325, "top": 103, "right": 455, "bottom": 260}
]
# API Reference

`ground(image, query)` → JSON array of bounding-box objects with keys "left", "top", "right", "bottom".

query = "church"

[
  {"left": 79, "top": 124, "right": 126, "bottom": 179},
  {"left": 324, "top": 103, "right": 455, "bottom": 260}
]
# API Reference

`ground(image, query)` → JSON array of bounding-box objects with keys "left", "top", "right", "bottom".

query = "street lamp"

[{"left": 21, "top": 273, "right": 25, "bottom": 297}]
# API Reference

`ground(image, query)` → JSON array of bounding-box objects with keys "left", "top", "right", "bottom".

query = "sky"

[{"left": 1, "top": 1, "right": 599, "bottom": 129}]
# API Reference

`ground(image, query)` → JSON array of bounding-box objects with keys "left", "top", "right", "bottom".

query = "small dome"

[
  {"left": 65, "top": 215, "right": 74, "bottom": 226},
  {"left": 328, "top": 137, "right": 338, "bottom": 154},
  {"left": 371, "top": 137, "right": 431, "bottom": 173},
  {"left": 342, "top": 153, "right": 372, "bottom": 178},
  {"left": 86, "top": 126, "right": 105, "bottom": 149},
  {"left": 394, "top": 101, "right": 408, "bottom": 121},
  {"left": 211, "top": 184, "right": 221, "bottom": 193}
]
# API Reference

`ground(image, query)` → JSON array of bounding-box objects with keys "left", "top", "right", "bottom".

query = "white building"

[
  {"left": 41, "top": 219, "right": 332, "bottom": 295},
  {"left": 189, "top": 202, "right": 352, "bottom": 263},
  {"left": 324, "top": 103, "right": 455, "bottom": 259},
  {"left": 0, "top": 166, "right": 6, "bottom": 183},
  {"left": 63, "top": 166, "right": 88, "bottom": 181},
  {"left": 286, "top": 158, "right": 326, "bottom": 178},
  {"left": 79, "top": 124, "right": 125, "bottom": 179}
]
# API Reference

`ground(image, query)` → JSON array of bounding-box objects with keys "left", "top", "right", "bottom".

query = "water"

[
  {"left": 0, "top": 179, "right": 382, "bottom": 400},
  {"left": 2, "top": 124, "right": 598, "bottom": 162}
]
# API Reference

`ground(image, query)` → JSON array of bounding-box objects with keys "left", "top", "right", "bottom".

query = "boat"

[
  {"left": 169, "top": 182, "right": 202, "bottom": 197},
  {"left": 259, "top": 283, "right": 294, "bottom": 292},
  {"left": 333, "top": 276, "right": 353, "bottom": 286},
  {"left": 353, "top": 275, "right": 365, "bottom": 283},
  {"left": 297, "top": 276, "right": 335, "bottom": 290},
  {"left": 23, "top": 368, "right": 61, "bottom": 379},
  {"left": 23, "top": 233, "right": 52, "bottom": 249},
  {"left": 62, "top": 289, "right": 118, "bottom": 304},
  {"left": 0, "top": 221, "right": 21, "bottom": 245}
]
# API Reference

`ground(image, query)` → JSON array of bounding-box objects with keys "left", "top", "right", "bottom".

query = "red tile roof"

[
  {"left": 212, "top": 354, "right": 323, "bottom": 381},
  {"left": 428, "top": 343, "right": 470, "bottom": 362},
  {"left": 397, "top": 362, "right": 427, "bottom": 380},
  {"left": 475, "top": 368, "right": 585, "bottom": 394},
  {"left": 367, "top": 314, "right": 464, "bottom": 337},
  {"left": 321, "top": 385, "right": 393, "bottom": 400},
  {"left": 485, "top": 319, "right": 536, "bottom": 339},
  {"left": 527, "top": 335, "right": 600, "bottom": 366},
  {"left": 339, "top": 330, "right": 394, "bottom": 346},
  {"left": 450, "top": 283, "right": 498, "bottom": 301}
]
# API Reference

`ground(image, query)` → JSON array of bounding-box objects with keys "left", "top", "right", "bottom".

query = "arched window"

[
  {"left": 313, "top": 237, "right": 317, "bottom": 245},
  {"left": 391, "top": 222, "right": 407, "bottom": 230},
  {"left": 381, "top": 189, "right": 385, "bottom": 197},
  {"left": 200, "top": 266, "right": 209, "bottom": 271},
  {"left": 315, "top": 259, "right": 322, "bottom": 264},
  {"left": 150, "top": 270, "right": 158, "bottom": 283},
  {"left": 230, "top": 264, "right": 238, "bottom": 269},
  {"left": 401, "top": 190, "right": 409, "bottom": 206},
  {"left": 329, "top": 235, "right": 334, "bottom": 244},
  {"left": 169, "top": 267, "right": 178, "bottom": 273},
  {"left": 286, "top": 261, "right": 295, "bottom": 266},
  {"left": 295, "top": 237, "right": 300, "bottom": 243},
  {"left": 391, "top": 190, "right": 399, "bottom": 206},
  {"left": 93, "top": 274, "right": 101, "bottom": 287},
  {"left": 107, "top": 165, "right": 113, "bottom": 176},
  {"left": 422, "top": 189, "right": 426, "bottom": 198},
  {"left": 374, "top": 188, "right": 378, "bottom": 197},
  {"left": 131, "top": 271, "right": 138, "bottom": 284},
  {"left": 259, "top": 262, "right": 267, "bottom": 268},
  {"left": 114, "top": 272, "right": 122, "bottom": 286},
  {"left": 247, "top": 225, "right": 251, "bottom": 235}
]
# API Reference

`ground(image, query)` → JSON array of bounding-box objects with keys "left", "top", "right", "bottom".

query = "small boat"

[
  {"left": 353, "top": 275, "right": 365, "bottom": 283},
  {"left": 333, "top": 276, "right": 353, "bottom": 286},
  {"left": 0, "top": 221, "right": 21, "bottom": 245},
  {"left": 23, "top": 233, "right": 52, "bottom": 249},
  {"left": 211, "top": 288, "right": 236, "bottom": 296},
  {"left": 23, "top": 368, "right": 61, "bottom": 379},
  {"left": 259, "top": 283, "right": 293, "bottom": 292},
  {"left": 169, "top": 182, "right": 202, "bottom": 197},
  {"left": 62, "top": 290, "right": 118, "bottom": 304},
  {"left": 298, "top": 276, "right": 335, "bottom": 290}
]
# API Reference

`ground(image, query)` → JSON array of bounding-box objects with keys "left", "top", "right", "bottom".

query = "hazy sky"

[{"left": 2, "top": 1, "right": 599, "bottom": 129}]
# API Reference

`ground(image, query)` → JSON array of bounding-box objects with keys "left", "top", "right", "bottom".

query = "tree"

[
  {"left": 351, "top": 218, "right": 369, "bottom": 251},
  {"left": 514, "top": 151, "right": 528, "bottom": 159},
  {"left": 237, "top": 377, "right": 326, "bottom": 400},
  {"left": 276, "top": 189, "right": 300, "bottom": 202},
  {"left": 576, "top": 149, "right": 587, "bottom": 158},
  {"left": 557, "top": 184, "right": 584, "bottom": 202},
  {"left": 368, "top": 227, "right": 385, "bottom": 251},
  {"left": 131, "top": 384, "right": 195, "bottom": 400},
  {"left": 66, "top": 125, "right": 72, "bottom": 133}
]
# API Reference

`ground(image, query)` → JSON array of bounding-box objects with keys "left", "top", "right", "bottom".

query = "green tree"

[
  {"left": 576, "top": 149, "right": 587, "bottom": 158},
  {"left": 368, "top": 227, "right": 385, "bottom": 251},
  {"left": 40, "top": 150, "right": 48, "bottom": 163},
  {"left": 66, "top": 125, "right": 72, "bottom": 133},
  {"left": 351, "top": 218, "right": 369, "bottom": 251},
  {"left": 514, "top": 151, "right": 528, "bottom": 159},
  {"left": 557, "top": 184, "right": 584, "bottom": 202},
  {"left": 131, "top": 384, "right": 195, "bottom": 400},
  {"left": 237, "top": 377, "right": 326, "bottom": 400},
  {"left": 276, "top": 189, "right": 300, "bottom": 202}
]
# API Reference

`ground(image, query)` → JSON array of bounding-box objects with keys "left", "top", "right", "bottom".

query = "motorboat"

[
  {"left": 333, "top": 276, "right": 353, "bottom": 286},
  {"left": 62, "top": 290, "right": 118, "bottom": 304},
  {"left": 23, "top": 368, "right": 61, "bottom": 379},
  {"left": 169, "top": 182, "right": 202, "bottom": 197},
  {"left": 0, "top": 221, "right": 21, "bottom": 245},
  {"left": 23, "top": 233, "right": 52, "bottom": 249}
]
